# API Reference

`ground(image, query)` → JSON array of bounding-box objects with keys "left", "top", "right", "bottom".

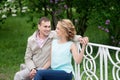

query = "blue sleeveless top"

[{"left": 51, "top": 39, "right": 74, "bottom": 74}]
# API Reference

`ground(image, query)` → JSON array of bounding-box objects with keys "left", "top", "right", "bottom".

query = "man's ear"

[{"left": 38, "top": 24, "right": 40, "bottom": 30}]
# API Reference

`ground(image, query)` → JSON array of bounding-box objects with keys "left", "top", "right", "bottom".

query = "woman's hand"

[{"left": 79, "top": 37, "right": 89, "bottom": 45}]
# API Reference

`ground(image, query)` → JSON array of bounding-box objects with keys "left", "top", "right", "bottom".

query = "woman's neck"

[{"left": 58, "top": 36, "right": 68, "bottom": 43}]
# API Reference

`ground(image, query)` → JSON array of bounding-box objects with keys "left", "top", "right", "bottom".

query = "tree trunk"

[{"left": 18, "top": 0, "right": 22, "bottom": 13}]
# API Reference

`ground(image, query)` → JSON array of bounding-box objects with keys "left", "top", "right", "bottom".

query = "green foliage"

[
  {"left": 87, "top": 0, "right": 120, "bottom": 47},
  {"left": 0, "top": 0, "right": 29, "bottom": 25},
  {"left": 0, "top": 16, "right": 36, "bottom": 80},
  {"left": 1, "top": 0, "right": 120, "bottom": 46},
  {"left": 0, "top": 0, "right": 120, "bottom": 79},
  {"left": 0, "top": 14, "right": 117, "bottom": 80}
]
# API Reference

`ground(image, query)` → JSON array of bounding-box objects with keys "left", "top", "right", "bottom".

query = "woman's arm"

[{"left": 71, "top": 43, "right": 86, "bottom": 64}]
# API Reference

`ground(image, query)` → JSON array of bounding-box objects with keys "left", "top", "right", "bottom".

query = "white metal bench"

[{"left": 73, "top": 42, "right": 120, "bottom": 80}]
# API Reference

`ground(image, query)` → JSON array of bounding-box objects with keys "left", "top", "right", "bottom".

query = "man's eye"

[
  {"left": 44, "top": 26, "right": 50, "bottom": 28},
  {"left": 48, "top": 26, "right": 51, "bottom": 28},
  {"left": 44, "top": 26, "right": 47, "bottom": 28}
]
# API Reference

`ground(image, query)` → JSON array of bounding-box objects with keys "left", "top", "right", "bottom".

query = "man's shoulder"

[
  {"left": 28, "top": 31, "right": 37, "bottom": 41},
  {"left": 49, "top": 30, "right": 56, "bottom": 38},
  {"left": 28, "top": 35, "right": 33, "bottom": 41},
  {"left": 50, "top": 30, "right": 56, "bottom": 34}
]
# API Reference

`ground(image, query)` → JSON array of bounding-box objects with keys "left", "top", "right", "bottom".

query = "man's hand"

[
  {"left": 29, "top": 68, "right": 37, "bottom": 79},
  {"left": 79, "top": 37, "right": 89, "bottom": 45}
]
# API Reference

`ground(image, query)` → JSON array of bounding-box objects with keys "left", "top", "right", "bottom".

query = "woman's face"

[{"left": 55, "top": 22, "right": 65, "bottom": 38}]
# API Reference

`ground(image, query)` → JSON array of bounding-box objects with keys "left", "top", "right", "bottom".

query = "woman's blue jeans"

[{"left": 34, "top": 70, "right": 73, "bottom": 80}]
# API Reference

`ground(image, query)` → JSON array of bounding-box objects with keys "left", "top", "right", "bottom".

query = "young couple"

[{"left": 14, "top": 17, "right": 88, "bottom": 80}]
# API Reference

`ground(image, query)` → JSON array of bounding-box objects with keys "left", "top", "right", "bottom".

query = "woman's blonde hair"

[{"left": 58, "top": 19, "right": 76, "bottom": 40}]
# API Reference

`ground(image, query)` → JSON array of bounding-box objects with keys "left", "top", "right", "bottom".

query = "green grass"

[
  {"left": 0, "top": 16, "right": 114, "bottom": 80},
  {"left": 0, "top": 16, "right": 36, "bottom": 80},
  {"left": 84, "top": 25, "right": 109, "bottom": 45}
]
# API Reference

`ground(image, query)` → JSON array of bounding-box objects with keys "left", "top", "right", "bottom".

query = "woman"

[{"left": 34, "top": 19, "right": 88, "bottom": 80}]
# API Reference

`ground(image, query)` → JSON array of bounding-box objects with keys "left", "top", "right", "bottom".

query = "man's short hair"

[{"left": 38, "top": 17, "right": 50, "bottom": 24}]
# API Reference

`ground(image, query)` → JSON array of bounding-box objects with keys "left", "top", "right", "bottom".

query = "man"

[{"left": 14, "top": 17, "right": 89, "bottom": 80}]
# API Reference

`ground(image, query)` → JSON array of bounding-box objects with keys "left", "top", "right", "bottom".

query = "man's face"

[{"left": 38, "top": 21, "right": 51, "bottom": 37}]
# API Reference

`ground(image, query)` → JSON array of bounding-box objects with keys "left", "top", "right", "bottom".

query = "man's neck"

[{"left": 38, "top": 33, "right": 48, "bottom": 40}]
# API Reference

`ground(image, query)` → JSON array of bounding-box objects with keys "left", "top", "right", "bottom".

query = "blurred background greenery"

[{"left": 0, "top": 0, "right": 120, "bottom": 80}]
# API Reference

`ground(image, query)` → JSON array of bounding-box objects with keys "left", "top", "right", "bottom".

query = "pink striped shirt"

[{"left": 36, "top": 33, "right": 48, "bottom": 48}]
